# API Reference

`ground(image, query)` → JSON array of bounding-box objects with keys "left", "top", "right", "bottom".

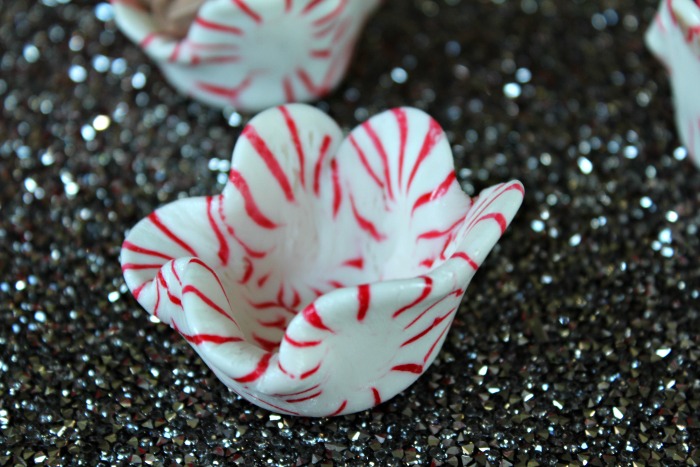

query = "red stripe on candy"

[
  {"left": 233, "top": 353, "right": 272, "bottom": 383},
  {"left": 412, "top": 172, "right": 456, "bottom": 214},
  {"left": 173, "top": 321, "right": 243, "bottom": 345},
  {"left": 406, "top": 118, "right": 443, "bottom": 192},
  {"left": 350, "top": 195, "right": 386, "bottom": 241},
  {"left": 477, "top": 212, "right": 507, "bottom": 234},
  {"left": 206, "top": 196, "right": 229, "bottom": 265},
  {"left": 393, "top": 277, "right": 433, "bottom": 318},
  {"left": 357, "top": 284, "right": 370, "bottom": 321},
  {"left": 310, "top": 49, "right": 332, "bottom": 59},
  {"left": 285, "top": 390, "right": 322, "bottom": 403},
  {"left": 195, "top": 74, "right": 254, "bottom": 101},
  {"left": 243, "top": 126, "right": 295, "bottom": 202},
  {"left": 302, "top": 304, "right": 333, "bottom": 332},
  {"left": 277, "top": 360, "right": 292, "bottom": 377},
  {"left": 132, "top": 280, "right": 148, "bottom": 299},
  {"left": 189, "top": 259, "right": 234, "bottom": 314},
  {"left": 253, "top": 334, "right": 279, "bottom": 352},
  {"left": 122, "top": 240, "right": 174, "bottom": 261},
  {"left": 194, "top": 16, "right": 243, "bottom": 35},
  {"left": 327, "top": 280, "right": 344, "bottom": 290},
  {"left": 371, "top": 387, "right": 381, "bottom": 405},
  {"left": 243, "top": 390, "right": 301, "bottom": 415},
  {"left": 417, "top": 217, "right": 463, "bottom": 240},
  {"left": 465, "top": 182, "right": 523, "bottom": 233},
  {"left": 240, "top": 257, "right": 253, "bottom": 284},
  {"left": 283, "top": 76, "right": 295, "bottom": 102},
  {"left": 229, "top": 170, "right": 278, "bottom": 229},
  {"left": 331, "top": 17, "right": 350, "bottom": 44},
  {"left": 257, "top": 273, "right": 270, "bottom": 288},
  {"left": 328, "top": 400, "right": 347, "bottom": 416},
  {"left": 313, "top": 135, "right": 333, "bottom": 195},
  {"left": 216, "top": 195, "right": 269, "bottom": 258},
  {"left": 139, "top": 33, "right": 157, "bottom": 48},
  {"left": 300, "top": 362, "right": 321, "bottom": 379},
  {"left": 271, "top": 384, "right": 320, "bottom": 397},
  {"left": 391, "top": 108, "right": 408, "bottom": 189},
  {"left": 191, "top": 54, "right": 240, "bottom": 65},
  {"left": 283, "top": 334, "right": 321, "bottom": 347},
  {"left": 171, "top": 261, "right": 181, "bottom": 285},
  {"left": 331, "top": 159, "right": 342, "bottom": 217},
  {"left": 404, "top": 295, "right": 452, "bottom": 330},
  {"left": 148, "top": 211, "right": 197, "bottom": 256},
  {"left": 258, "top": 316, "right": 287, "bottom": 329},
  {"left": 157, "top": 270, "right": 181, "bottom": 306},
  {"left": 349, "top": 134, "right": 383, "bottom": 189},
  {"left": 342, "top": 257, "right": 364, "bottom": 269},
  {"left": 232, "top": 0, "right": 262, "bottom": 23},
  {"left": 153, "top": 278, "right": 161, "bottom": 317},
  {"left": 452, "top": 252, "right": 479, "bottom": 270},
  {"left": 182, "top": 284, "right": 237, "bottom": 324},
  {"left": 302, "top": 0, "right": 323, "bottom": 14},
  {"left": 279, "top": 106, "right": 306, "bottom": 187},
  {"left": 168, "top": 41, "right": 181, "bottom": 62},
  {"left": 296, "top": 68, "right": 326, "bottom": 96},
  {"left": 312, "top": 0, "right": 346, "bottom": 26},
  {"left": 362, "top": 120, "right": 394, "bottom": 201},
  {"left": 121, "top": 263, "right": 162, "bottom": 271},
  {"left": 391, "top": 363, "right": 423, "bottom": 374},
  {"left": 423, "top": 322, "right": 451, "bottom": 363},
  {"left": 401, "top": 308, "right": 456, "bottom": 347}
]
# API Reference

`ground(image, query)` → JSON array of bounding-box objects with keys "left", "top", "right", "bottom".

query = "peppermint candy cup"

[
  {"left": 112, "top": 0, "right": 381, "bottom": 111},
  {"left": 646, "top": 0, "right": 700, "bottom": 167},
  {"left": 121, "top": 104, "right": 524, "bottom": 416}
]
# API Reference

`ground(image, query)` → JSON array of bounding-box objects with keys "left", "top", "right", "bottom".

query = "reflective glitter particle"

[
  {"left": 80, "top": 124, "right": 96, "bottom": 142},
  {"left": 92, "top": 55, "right": 111, "bottom": 73},
  {"left": 624, "top": 145, "right": 639, "bottom": 159},
  {"left": 569, "top": 234, "right": 582, "bottom": 246},
  {"left": 111, "top": 58, "right": 128, "bottom": 75},
  {"left": 673, "top": 147, "right": 687, "bottom": 161},
  {"left": 503, "top": 82, "right": 521, "bottom": 99},
  {"left": 93, "top": 115, "right": 111, "bottom": 131},
  {"left": 22, "top": 44, "right": 40, "bottom": 63},
  {"left": 531, "top": 220, "right": 545, "bottom": 232},
  {"left": 131, "top": 72, "right": 146, "bottom": 89},
  {"left": 658, "top": 228, "right": 672, "bottom": 244},
  {"left": 515, "top": 67, "right": 531, "bottom": 83},
  {"left": 578, "top": 156, "right": 593, "bottom": 174},
  {"left": 390, "top": 67, "right": 408, "bottom": 84},
  {"left": 94, "top": 2, "right": 114, "bottom": 21},
  {"left": 68, "top": 64, "right": 87, "bottom": 83},
  {"left": 68, "top": 35, "right": 84, "bottom": 52}
]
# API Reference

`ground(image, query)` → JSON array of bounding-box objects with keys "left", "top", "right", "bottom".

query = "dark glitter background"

[{"left": 1, "top": 0, "right": 699, "bottom": 465}]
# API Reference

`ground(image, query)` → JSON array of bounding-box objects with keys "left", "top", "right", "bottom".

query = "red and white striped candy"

[
  {"left": 111, "top": 0, "right": 381, "bottom": 111},
  {"left": 121, "top": 104, "right": 524, "bottom": 416},
  {"left": 646, "top": 0, "right": 700, "bottom": 167}
]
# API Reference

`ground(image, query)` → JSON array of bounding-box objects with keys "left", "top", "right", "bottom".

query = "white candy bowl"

[
  {"left": 111, "top": 0, "right": 381, "bottom": 111},
  {"left": 121, "top": 104, "right": 524, "bottom": 416}
]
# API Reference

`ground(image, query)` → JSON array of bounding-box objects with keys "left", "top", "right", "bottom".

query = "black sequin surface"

[{"left": 1, "top": 0, "right": 699, "bottom": 465}]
